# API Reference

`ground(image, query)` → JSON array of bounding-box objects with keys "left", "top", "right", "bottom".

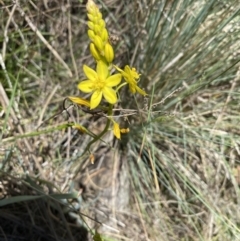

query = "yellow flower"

[
  {"left": 113, "top": 122, "right": 121, "bottom": 139},
  {"left": 78, "top": 61, "right": 122, "bottom": 109},
  {"left": 114, "top": 65, "right": 147, "bottom": 96}
]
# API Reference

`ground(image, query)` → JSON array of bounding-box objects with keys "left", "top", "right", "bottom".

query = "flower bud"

[
  {"left": 86, "top": 0, "right": 97, "bottom": 14},
  {"left": 87, "top": 29, "right": 95, "bottom": 41},
  {"left": 113, "top": 122, "right": 121, "bottom": 139},
  {"left": 96, "top": 12, "right": 102, "bottom": 20},
  {"left": 94, "top": 35, "right": 104, "bottom": 51},
  {"left": 104, "top": 42, "right": 114, "bottom": 63},
  {"left": 120, "top": 128, "right": 130, "bottom": 134},
  {"left": 90, "top": 43, "right": 101, "bottom": 60},
  {"left": 87, "top": 21, "right": 94, "bottom": 30},
  {"left": 99, "top": 19, "right": 105, "bottom": 29},
  {"left": 101, "top": 28, "right": 108, "bottom": 42},
  {"left": 94, "top": 24, "right": 101, "bottom": 35},
  {"left": 87, "top": 13, "right": 95, "bottom": 22}
]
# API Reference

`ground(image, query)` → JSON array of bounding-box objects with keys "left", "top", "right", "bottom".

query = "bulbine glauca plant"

[{"left": 67, "top": 0, "right": 146, "bottom": 149}]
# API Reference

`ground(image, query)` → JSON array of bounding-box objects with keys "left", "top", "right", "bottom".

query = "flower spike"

[
  {"left": 86, "top": 0, "right": 115, "bottom": 64},
  {"left": 67, "top": 0, "right": 146, "bottom": 142}
]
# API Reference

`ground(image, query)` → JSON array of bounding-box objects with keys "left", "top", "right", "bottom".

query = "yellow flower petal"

[
  {"left": 113, "top": 122, "right": 121, "bottom": 139},
  {"left": 68, "top": 96, "right": 90, "bottom": 107},
  {"left": 129, "top": 84, "right": 136, "bottom": 94},
  {"left": 106, "top": 73, "right": 122, "bottom": 87},
  {"left": 96, "top": 61, "right": 109, "bottom": 80},
  {"left": 78, "top": 80, "right": 94, "bottom": 93},
  {"left": 83, "top": 65, "right": 98, "bottom": 81},
  {"left": 113, "top": 65, "right": 123, "bottom": 73},
  {"left": 90, "top": 90, "right": 102, "bottom": 109},
  {"left": 102, "top": 87, "right": 117, "bottom": 104},
  {"left": 124, "top": 65, "right": 139, "bottom": 78},
  {"left": 135, "top": 85, "right": 147, "bottom": 96}
]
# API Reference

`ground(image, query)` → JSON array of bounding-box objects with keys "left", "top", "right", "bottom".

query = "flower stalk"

[{"left": 68, "top": 0, "right": 147, "bottom": 140}]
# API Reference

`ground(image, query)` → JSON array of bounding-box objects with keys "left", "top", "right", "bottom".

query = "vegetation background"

[{"left": 0, "top": 0, "right": 240, "bottom": 240}]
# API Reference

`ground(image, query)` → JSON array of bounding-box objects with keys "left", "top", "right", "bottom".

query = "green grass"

[{"left": 1, "top": 0, "right": 240, "bottom": 240}]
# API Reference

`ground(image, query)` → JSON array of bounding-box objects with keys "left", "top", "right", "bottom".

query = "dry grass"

[{"left": 1, "top": 0, "right": 240, "bottom": 241}]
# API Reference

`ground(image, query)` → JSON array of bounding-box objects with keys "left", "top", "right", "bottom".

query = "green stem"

[
  {"left": 72, "top": 105, "right": 113, "bottom": 180},
  {"left": 80, "top": 104, "right": 113, "bottom": 157},
  {"left": 116, "top": 82, "right": 127, "bottom": 92}
]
